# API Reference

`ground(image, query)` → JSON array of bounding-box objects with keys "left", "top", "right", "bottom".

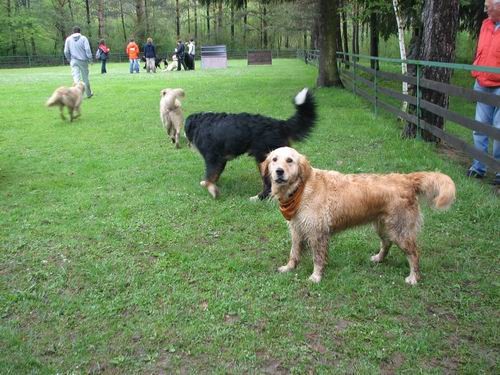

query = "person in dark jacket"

[
  {"left": 176, "top": 40, "right": 188, "bottom": 71},
  {"left": 143, "top": 37, "right": 157, "bottom": 73}
]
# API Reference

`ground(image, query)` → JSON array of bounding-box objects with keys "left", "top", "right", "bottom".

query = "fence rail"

[
  {"left": 327, "top": 51, "right": 500, "bottom": 172},
  {"left": 0, "top": 49, "right": 298, "bottom": 69}
]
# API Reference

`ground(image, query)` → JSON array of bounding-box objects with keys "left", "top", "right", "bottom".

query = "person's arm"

[
  {"left": 84, "top": 37, "right": 92, "bottom": 62},
  {"left": 64, "top": 38, "right": 71, "bottom": 61}
]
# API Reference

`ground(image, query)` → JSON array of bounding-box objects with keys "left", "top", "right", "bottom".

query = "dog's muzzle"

[{"left": 273, "top": 168, "right": 287, "bottom": 184}]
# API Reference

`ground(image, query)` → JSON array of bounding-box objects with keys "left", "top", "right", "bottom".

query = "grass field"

[{"left": 0, "top": 59, "right": 498, "bottom": 374}]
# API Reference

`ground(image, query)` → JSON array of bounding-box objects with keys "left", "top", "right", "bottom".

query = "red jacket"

[
  {"left": 472, "top": 18, "right": 500, "bottom": 87},
  {"left": 126, "top": 42, "right": 140, "bottom": 59}
]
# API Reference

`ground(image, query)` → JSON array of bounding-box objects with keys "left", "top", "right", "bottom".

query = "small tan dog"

[
  {"left": 46, "top": 81, "right": 85, "bottom": 122},
  {"left": 264, "top": 147, "right": 456, "bottom": 285},
  {"left": 160, "top": 88, "right": 185, "bottom": 148}
]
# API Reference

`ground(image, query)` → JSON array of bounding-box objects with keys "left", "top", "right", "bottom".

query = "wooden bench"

[{"left": 247, "top": 50, "right": 272, "bottom": 65}]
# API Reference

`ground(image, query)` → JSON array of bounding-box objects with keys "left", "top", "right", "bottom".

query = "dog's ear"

[
  {"left": 260, "top": 154, "right": 271, "bottom": 177},
  {"left": 298, "top": 154, "right": 312, "bottom": 183}
]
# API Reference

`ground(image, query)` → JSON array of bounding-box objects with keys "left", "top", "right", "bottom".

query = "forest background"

[{"left": 0, "top": 0, "right": 487, "bottom": 63}]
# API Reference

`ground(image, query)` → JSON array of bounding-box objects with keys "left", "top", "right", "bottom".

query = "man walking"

[
  {"left": 468, "top": 0, "right": 500, "bottom": 186},
  {"left": 64, "top": 26, "right": 93, "bottom": 98}
]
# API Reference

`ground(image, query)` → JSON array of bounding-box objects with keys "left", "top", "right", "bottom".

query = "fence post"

[
  {"left": 352, "top": 54, "right": 356, "bottom": 95},
  {"left": 374, "top": 60, "right": 378, "bottom": 118},
  {"left": 416, "top": 63, "right": 422, "bottom": 140}
]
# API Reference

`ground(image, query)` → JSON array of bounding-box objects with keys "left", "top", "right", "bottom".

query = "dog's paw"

[
  {"left": 249, "top": 195, "right": 260, "bottom": 202},
  {"left": 200, "top": 181, "right": 219, "bottom": 199},
  {"left": 278, "top": 265, "right": 292, "bottom": 273},
  {"left": 308, "top": 273, "right": 322, "bottom": 283},
  {"left": 371, "top": 254, "right": 383, "bottom": 263},
  {"left": 405, "top": 274, "right": 419, "bottom": 285}
]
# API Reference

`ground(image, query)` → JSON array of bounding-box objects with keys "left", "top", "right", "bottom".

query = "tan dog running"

[
  {"left": 160, "top": 88, "right": 185, "bottom": 148},
  {"left": 264, "top": 147, "right": 456, "bottom": 285},
  {"left": 46, "top": 81, "right": 86, "bottom": 122}
]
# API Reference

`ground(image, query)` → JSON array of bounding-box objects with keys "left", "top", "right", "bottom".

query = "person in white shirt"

[
  {"left": 187, "top": 39, "right": 196, "bottom": 70},
  {"left": 64, "top": 26, "right": 93, "bottom": 98}
]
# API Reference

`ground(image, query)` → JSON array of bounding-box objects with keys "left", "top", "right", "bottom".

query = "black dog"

[
  {"left": 141, "top": 56, "right": 166, "bottom": 70},
  {"left": 185, "top": 88, "right": 316, "bottom": 200}
]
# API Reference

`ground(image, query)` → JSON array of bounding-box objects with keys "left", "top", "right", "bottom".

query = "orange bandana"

[{"left": 279, "top": 183, "right": 305, "bottom": 221}]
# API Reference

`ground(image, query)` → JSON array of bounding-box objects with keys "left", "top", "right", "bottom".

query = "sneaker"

[
  {"left": 466, "top": 169, "right": 484, "bottom": 179},
  {"left": 493, "top": 177, "right": 500, "bottom": 186}
]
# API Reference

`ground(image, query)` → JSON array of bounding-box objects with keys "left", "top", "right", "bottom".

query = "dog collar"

[{"left": 279, "top": 182, "right": 305, "bottom": 221}]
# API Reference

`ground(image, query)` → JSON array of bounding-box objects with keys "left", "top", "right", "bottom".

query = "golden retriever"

[
  {"left": 46, "top": 81, "right": 85, "bottom": 122},
  {"left": 264, "top": 147, "right": 456, "bottom": 285},
  {"left": 160, "top": 88, "right": 185, "bottom": 148}
]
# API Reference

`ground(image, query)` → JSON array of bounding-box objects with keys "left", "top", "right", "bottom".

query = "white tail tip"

[{"left": 294, "top": 88, "right": 308, "bottom": 105}]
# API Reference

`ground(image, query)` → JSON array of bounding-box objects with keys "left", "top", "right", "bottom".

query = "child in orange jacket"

[{"left": 126, "top": 39, "right": 140, "bottom": 73}]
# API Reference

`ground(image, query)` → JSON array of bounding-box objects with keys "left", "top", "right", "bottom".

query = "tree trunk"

[
  {"left": 85, "top": 0, "right": 92, "bottom": 41},
  {"left": 341, "top": 0, "right": 349, "bottom": 67},
  {"left": 217, "top": 0, "right": 223, "bottom": 40},
  {"left": 30, "top": 36, "right": 37, "bottom": 56},
  {"left": 392, "top": 0, "right": 408, "bottom": 113},
  {"left": 369, "top": 11, "right": 379, "bottom": 70},
  {"left": 194, "top": 0, "right": 198, "bottom": 39},
  {"left": 263, "top": 5, "right": 268, "bottom": 49},
  {"left": 352, "top": 2, "right": 359, "bottom": 60},
  {"left": 230, "top": 3, "right": 235, "bottom": 44},
  {"left": 176, "top": 0, "right": 180, "bottom": 38},
  {"left": 243, "top": 0, "right": 248, "bottom": 46},
  {"left": 144, "top": 0, "right": 149, "bottom": 36},
  {"left": 119, "top": 0, "right": 127, "bottom": 43},
  {"left": 402, "top": 0, "right": 460, "bottom": 142},
  {"left": 187, "top": 1, "right": 191, "bottom": 35},
  {"left": 98, "top": 0, "right": 105, "bottom": 39},
  {"left": 317, "top": 0, "right": 342, "bottom": 88},
  {"left": 335, "top": 8, "right": 342, "bottom": 54},
  {"left": 311, "top": 14, "right": 320, "bottom": 50},
  {"left": 68, "top": 0, "right": 75, "bottom": 22},
  {"left": 6, "top": 0, "right": 17, "bottom": 55},
  {"left": 206, "top": 2, "right": 210, "bottom": 38}
]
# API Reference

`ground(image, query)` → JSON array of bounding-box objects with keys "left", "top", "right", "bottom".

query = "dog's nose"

[{"left": 276, "top": 168, "right": 284, "bottom": 176}]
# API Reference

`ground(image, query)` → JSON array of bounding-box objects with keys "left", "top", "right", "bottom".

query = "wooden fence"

[{"left": 298, "top": 50, "right": 500, "bottom": 172}]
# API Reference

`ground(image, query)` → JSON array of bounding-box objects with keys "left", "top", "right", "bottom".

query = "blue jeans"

[
  {"left": 470, "top": 80, "right": 500, "bottom": 178},
  {"left": 129, "top": 58, "right": 139, "bottom": 73}
]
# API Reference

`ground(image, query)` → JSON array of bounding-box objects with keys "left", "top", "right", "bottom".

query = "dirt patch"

[
  {"left": 224, "top": 313, "right": 240, "bottom": 324},
  {"left": 428, "top": 356, "right": 460, "bottom": 374},
  {"left": 380, "top": 352, "right": 405, "bottom": 375},
  {"left": 305, "top": 332, "right": 327, "bottom": 354}
]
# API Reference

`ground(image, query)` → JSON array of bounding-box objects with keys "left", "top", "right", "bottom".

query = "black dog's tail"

[{"left": 284, "top": 88, "right": 317, "bottom": 141}]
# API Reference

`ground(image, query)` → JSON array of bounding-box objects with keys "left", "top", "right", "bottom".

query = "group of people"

[{"left": 125, "top": 38, "right": 196, "bottom": 74}]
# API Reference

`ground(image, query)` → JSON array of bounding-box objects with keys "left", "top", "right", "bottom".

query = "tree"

[
  {"left": 402, "top": 0, "right": 460, "bottom": 141},
  {"left": 392, "top": 0, "right": 408, "bottom": 112},
  {"left": 98, "top": 0, "right": 105, "bottom": 39},
  {"left": 316, "top": 0, "right": 342, "bottom": 87}
]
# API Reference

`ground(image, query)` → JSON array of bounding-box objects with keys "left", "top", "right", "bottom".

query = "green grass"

[{"left": 0, "top": 59, "right": 498, "bottom": 374}]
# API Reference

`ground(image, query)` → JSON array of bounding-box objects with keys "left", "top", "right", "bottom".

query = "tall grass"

[{"left": 0, "top": 60, "right": 498, "bottom": 373}]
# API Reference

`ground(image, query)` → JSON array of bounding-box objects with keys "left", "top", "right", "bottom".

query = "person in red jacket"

[
  {"left": 468, "top": 0, "right": 500, "bottom": 185},
  {"left": 96, "top": 39, "right": 110, "bottom": 74},
  {"left": 126, "top": 38, "right": 140, "bottom": 73}
]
